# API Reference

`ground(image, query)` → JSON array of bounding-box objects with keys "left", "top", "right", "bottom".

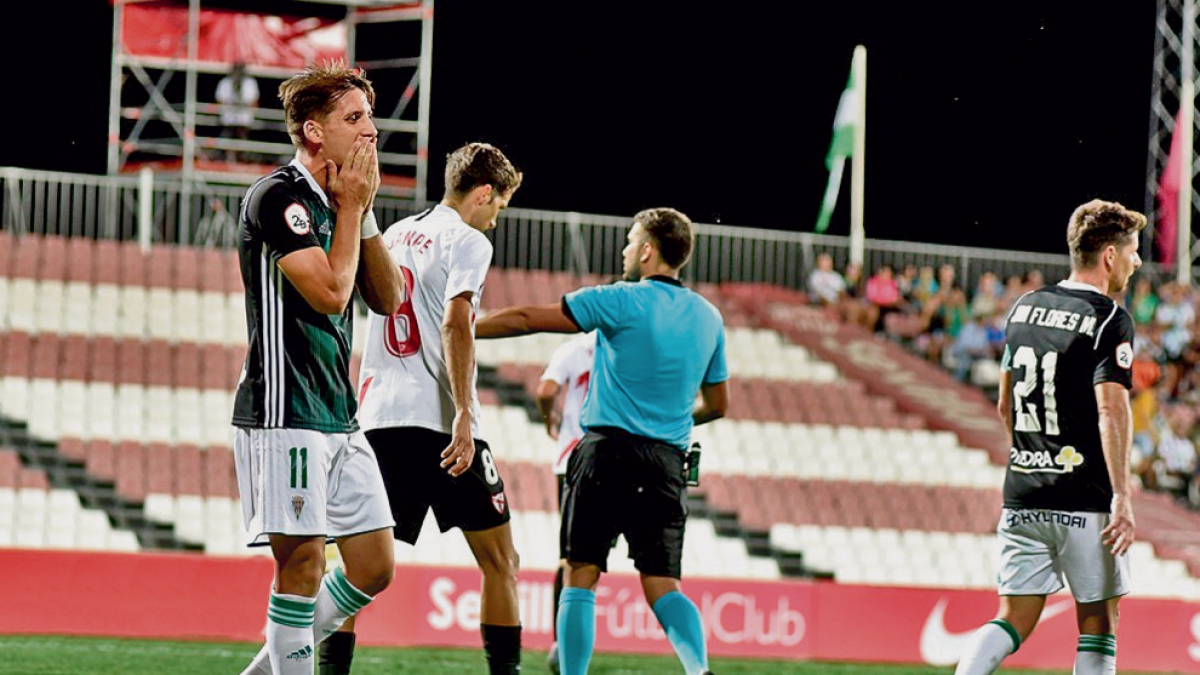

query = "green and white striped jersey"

[{"left": 232, "top": 159, "right": 358, "bottom": 433}]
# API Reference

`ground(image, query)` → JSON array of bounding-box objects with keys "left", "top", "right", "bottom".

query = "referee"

[{"left": 477, "top": 207, "right": 728, "bottom": 675}]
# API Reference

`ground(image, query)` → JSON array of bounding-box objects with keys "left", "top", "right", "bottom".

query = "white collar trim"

[
  {"left": 1057, "top": 279, "right": 1105, "bottom": 296},
  {"left": 289, "top": 156, "right": 330, "bottom": 208}
]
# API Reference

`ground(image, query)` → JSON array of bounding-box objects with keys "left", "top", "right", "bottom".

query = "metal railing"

[{"left": 0, "top": 166, "right": 1180, "bottom": 290}]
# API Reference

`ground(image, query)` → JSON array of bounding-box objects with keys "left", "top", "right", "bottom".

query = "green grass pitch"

[{"left": 3, "top": 635, "right": 1181, "bottom": 675}]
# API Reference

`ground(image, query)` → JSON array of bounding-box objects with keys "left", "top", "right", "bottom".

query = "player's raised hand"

[
  {"left": 1101, "top": 492, "right": 1135, "bottom": 555},
  {"left": 327, "top": 140, "right": 376, "bottom": 215},
  {"left": 440, "top": 412, "right": 476, "bottom": 477}
]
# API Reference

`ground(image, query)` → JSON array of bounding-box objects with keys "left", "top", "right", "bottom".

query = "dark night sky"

[{"left": 5, "top": 1, "right": 1156, "bottom": 255}]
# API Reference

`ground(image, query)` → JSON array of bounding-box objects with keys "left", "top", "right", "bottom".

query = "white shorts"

[
  {"left": 997, "top": 508, "right": 1131, "bottom": 603},
  {"left": 234, "top": 427, "right": 395, "bottom": 546}
]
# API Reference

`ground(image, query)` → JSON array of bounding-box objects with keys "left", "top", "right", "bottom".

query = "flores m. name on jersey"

[{"left": 1001, "top": 280, "right": 1134, "bottom": 512}]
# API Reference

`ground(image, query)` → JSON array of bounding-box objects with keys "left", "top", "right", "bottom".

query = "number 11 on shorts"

[{"left": 289, "top": 446, "right": 308, "bottom": 489}]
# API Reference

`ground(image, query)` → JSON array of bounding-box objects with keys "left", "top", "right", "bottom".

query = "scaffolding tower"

[
  {"left": 1147, "top": 0, "right": 1198, "bottom": 283},
  {"left": 107, "top": 0, "right": 433, "bottom": 243}
]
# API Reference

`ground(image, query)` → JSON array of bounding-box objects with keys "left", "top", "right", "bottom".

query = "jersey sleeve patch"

[
  {"left": 284, "top": 203, "right": 312, "bottom": 235},
  {"left": 1116, "top": 342, "right": 1133, "bottom": 369}
]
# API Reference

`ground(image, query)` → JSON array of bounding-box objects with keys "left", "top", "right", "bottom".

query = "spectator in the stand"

[
  {"left": 215, "top": 61, "right": 260, "bottom": 163},
  {"left": 897, "top": 264, "right": 919, "bottom": 304},
  {"left": 1129, "top": 277, "right": 1159, "bottom": 326},
  {"left": 970, "top": 271, "right": 1001, "bottom": 319},
  {"left": 1023, "top": 268, "right": 1045, "bottom": 293},
  {"left": 999, "top": 273, "right": 1025, "bottom": 313},
  {"left": 865, "top": 265, "right": 902, "bottom": 332},
  {"left": 1130, "top": 344, "right": 1162, "bottom": 489},
  {"left": 1155, "top": 282, "right": 1195, "bottom": 395},
  {"left": 948, "top": 309, "right": 994, "bottom": 382},
  {"left": 922, "top": 287, "right": 968, "bottom": 365},
  {"left": 937, "top": 263, "right": 957, "bottom": 297},
  {"left": 912, "top": 265, "right": 939, "bottom": 309},
  {"left": 840, "top": 262, "right": 875, "bottom": 330},
  {"left": 1154, "top": 407, "right": 1198, "bottom": 503},
  {"left": 807, "top": 252, "right": 846, "bottom": 308}
]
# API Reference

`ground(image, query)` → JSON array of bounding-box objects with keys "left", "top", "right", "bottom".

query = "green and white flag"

[{"left": 815, "top": 59, "right": 858, "bottom": 233}]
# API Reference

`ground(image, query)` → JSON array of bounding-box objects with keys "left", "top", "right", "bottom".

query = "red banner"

[{"left": 2, "top": 550, "right": 1198, "bottom": 671}]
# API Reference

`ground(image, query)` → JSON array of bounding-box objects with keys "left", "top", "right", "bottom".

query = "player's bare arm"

[
  {"left": 997, "top": 369, "right": 1013, "bottom": 443},
  {"left": 535, "top": 379, "right": 562, "bottom": 440},
  {"left": 278, "top": 141, "right": 374, "bottom": 314},
  {"left": 475, "top": 303, "right": 580, "bottom": 339},
  {"left": 357, "top": 234, "right": 403, "bottom": 315},
  {"left": 440, "top": 294, "right": 478, "bottom": 477},
  {"left": 1096, "top": 381, "right": 1135, "bottom": 555},
  {"left": 693, "top": 381, "right": 729, "bottom": 426}
]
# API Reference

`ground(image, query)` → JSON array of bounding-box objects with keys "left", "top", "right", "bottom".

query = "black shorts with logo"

[
  {"left": 365, "top": 426, "right": 510, "bottom": 545},
  {"left": 560, "top": 427, "right": 688, "bottom": 578}
]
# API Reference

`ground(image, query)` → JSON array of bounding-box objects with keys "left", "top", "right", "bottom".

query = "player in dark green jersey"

[
  {"left": 955, "top": 200, "right": 1144, "bottom": 675},
  {"left": 233, "top": 63, "right": 403, "bottom": 675}
]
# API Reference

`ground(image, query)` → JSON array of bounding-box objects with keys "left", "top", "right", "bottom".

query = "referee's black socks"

[
  {"left": 318, "top": 631, "right": 356, "bottom": 675},
  {"left": 482, "top": 623, "right": 522, "bottom": 674}
]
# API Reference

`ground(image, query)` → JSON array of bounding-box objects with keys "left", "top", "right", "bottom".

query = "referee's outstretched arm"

[{"left": 475, "top": 301, "right": 581, "bottom": 339}]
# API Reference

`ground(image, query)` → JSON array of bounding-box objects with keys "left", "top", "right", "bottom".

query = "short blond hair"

[{"left": 1067, "top": 200, "right": 1146, "bottom": 269}]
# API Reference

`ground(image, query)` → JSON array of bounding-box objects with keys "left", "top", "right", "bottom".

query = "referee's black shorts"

[{"left": 560, "top": 427, "right": 688, "bottom": 579}]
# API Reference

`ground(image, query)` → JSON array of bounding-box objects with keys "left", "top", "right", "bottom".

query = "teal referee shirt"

[{"left": 563, "top": 276, "right": 728, "bottom": 450}]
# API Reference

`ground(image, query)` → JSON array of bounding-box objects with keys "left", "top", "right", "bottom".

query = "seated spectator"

[
  {"left": 1129, "top": 276, "right": 1159, "bottom": 326},
  {"left": 947, "top": 310, "right": 994, "bottom": 382},
  {"left": 1153, "top": 406, "right": 1198, "bottom": 503},
  {"left": 920, "top": 287, "right": 968, "bottom": 365},
  {"left": 1130, "top": 346, "right": 1162, "bottom": 489},
  {"left": 1023, "top": 268, "right": 1045, "bottom": 293},
  {"left": 912, "top": 265, "right": 939, "bottom": 309},
  {"left": 937, "top": 263, "right": 957, "bottom": 297},
  {"left": 897, "top": 264, "right": 919, "bottom": 304},
  {"left": 807, "top": 252, "right": 846, "bottom": 307},
  {"left": 970, "top": 271, "right": 1000, "bottom": 319},
  {"left": 1155, "top": 282, "right": 1195, "bottom": 395},
  {"left": 865, "top": 265, "right": 902, "bottom": 332},
  {"left": 998, "top": 273, "right": 1025, "bottom": 313},
  {"left": 839, "top": 262, "right": 876, "bottom": 331}
]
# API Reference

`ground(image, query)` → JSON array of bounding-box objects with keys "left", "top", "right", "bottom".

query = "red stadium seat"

[
  {"left": 0, "top": 450, "right": 20, "bottom": 488},
  {"left": 66, "top": 238, "right": 95, "bottom": 284},
  {"left": 86, "top": 441, "right": 117, "bottom": 482},
  {"left": 94, "top": 240, "right": 121, "bottom": 285},
  {"left": 203, "top": 447, "right": 236, "bottom": 498},
  {"left": 114, "top": 442, "right": 148, "bottom": 503},
  {"left": 39, "top": 235, "right": 68, "bottom": 282},
  {"left": 174, "top": 445, "right": 203, "bottom": 496}
]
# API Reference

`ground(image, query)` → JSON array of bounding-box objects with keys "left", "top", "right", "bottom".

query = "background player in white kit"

[
  {"left": 536, "top": 330, "right": 595, "bottom": 674},
  {"left": 953, "top": 200, "right": 1144, "bottom": 675},
  {"left": 325, "top": 142, "right": 524, "bottom": 675}
]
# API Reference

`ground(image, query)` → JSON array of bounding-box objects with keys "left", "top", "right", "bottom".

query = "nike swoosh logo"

[{"left": 920, "top": 597, "right": 1073, "bottom": 666}]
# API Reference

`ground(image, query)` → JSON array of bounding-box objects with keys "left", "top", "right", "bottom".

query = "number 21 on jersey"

[
  {"left": 385, "top": 266, "right": 421, "bottom": 357},
  {"left": 1011, "top": 345, "right": 1059, "bottom": 435}
]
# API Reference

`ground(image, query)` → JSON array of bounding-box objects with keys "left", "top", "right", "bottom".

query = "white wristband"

[{"left": 361, "top": 211, "right": 380, "bottom": 238}]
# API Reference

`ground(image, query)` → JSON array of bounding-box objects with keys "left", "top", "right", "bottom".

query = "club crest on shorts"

[
  {"left": 491, "top": 491, "right": 507, "bottom": 514},
  {"left": 292, "top": 495, "right": 305, "bottom": 519}
]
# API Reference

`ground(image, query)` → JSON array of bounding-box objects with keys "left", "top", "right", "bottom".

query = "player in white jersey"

[
  {"left": 535, "top": 330, "right": 595, "bottom": 673},
  {"left": 324, "top": 143, "right": 524, "bottom": 675}
]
